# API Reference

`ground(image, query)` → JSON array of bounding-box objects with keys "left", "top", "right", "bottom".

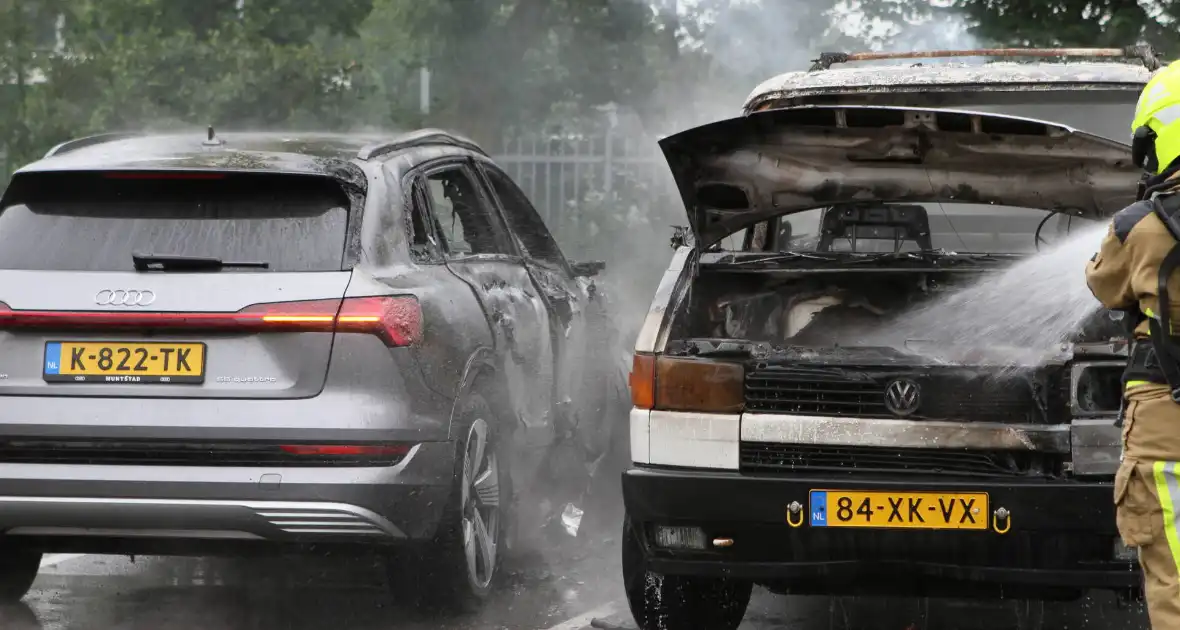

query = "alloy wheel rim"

[{"left": 461, "top": 418, "right": 500, "bottom": 589}]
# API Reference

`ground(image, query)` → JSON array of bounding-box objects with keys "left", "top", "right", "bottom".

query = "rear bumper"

[
  {"left": 0, "top": 442, "right": 455, "bottom": 551},
  {"left": 622, "top": 466, "right": 1139, "bottom": 597}
]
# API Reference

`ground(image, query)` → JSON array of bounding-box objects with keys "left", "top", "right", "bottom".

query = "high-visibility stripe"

[
  {"left": 1152, "top": 461, "right": 1180, "bottom": 581},
  {"left": 1127, "top": 380, "right": 1153, "bottom": 390},
  {"left": 1139, "top": 307, "right": 1175, "bottom": 335},
  {"left": 1155, "top": 103, "right": 1180, "bottom": 127}
]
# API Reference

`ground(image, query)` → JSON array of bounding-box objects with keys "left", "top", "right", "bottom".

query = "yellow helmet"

[{"left": 1132, "top": 60, "right": 1180, "bottom": 173}]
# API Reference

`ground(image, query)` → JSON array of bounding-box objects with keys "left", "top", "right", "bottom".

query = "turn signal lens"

[
  {"left": 629, "top": 352, "right": 744, "bottom": 413},
  {"left": 655, "top": 356, "right": 744, "bottom": 413},
  {"left": 630, "top": 353, "right": 656, "bottom": 409}
]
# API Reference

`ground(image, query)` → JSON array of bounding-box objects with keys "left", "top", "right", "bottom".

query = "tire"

[
  {"left": 0, "top": 546, "right": 40, "bottom": 603},
  {"left": 622, "top": 516, "right": 751, "bottom": 630},
  {"left": 387, "top": 392, "right": 508, "bottom": 613}
]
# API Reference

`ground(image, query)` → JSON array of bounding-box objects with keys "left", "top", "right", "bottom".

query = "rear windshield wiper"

[
  {"left": 840, "top": 251, "right": 1010, "bottom": 265},
  {"left": 132, "top": 253, "right": 270, "bottom": 272},
  {"left": 712, "top": 252, "right": 831, "bottom": 265}
]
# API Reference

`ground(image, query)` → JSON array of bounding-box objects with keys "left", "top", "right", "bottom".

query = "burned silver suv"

[
  {"left": 0, "top": 129, "right": 616, "bottom": 611},
  {"left": 622, "top": 48, "right": 1156, "bottom": 630}
]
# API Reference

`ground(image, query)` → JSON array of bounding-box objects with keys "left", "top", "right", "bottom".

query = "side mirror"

[{"left": 571, "top": 260, "right": 606, "bottom": 277}]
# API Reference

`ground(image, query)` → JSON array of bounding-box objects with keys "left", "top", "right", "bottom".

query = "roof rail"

[
  {"left": 43, "top": 132, "right": 145, "bottom": 158},
  {"left": 808, "top": 45, "right": 1162, "bottom": 72},
  {"left": 357, "top": 128, "right": 487, "bottom": 161}
]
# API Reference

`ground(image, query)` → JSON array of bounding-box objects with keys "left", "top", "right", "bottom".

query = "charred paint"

[
  {"left": 17, "top": 130, "right": 482, "bottom": 183},
  {"left": 658, "top": 104, "right": 1138, "bottom": 247},
  {"left": 744, "top": 61, "right": 1151, "bottom": 114}
]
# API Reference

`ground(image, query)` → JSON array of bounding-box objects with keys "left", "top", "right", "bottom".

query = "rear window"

[{"left": 0, "top": 172, "right": 351, "bottom": 272}]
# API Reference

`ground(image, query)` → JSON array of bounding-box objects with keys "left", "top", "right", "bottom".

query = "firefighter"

[{"left": 1087, "top": 59, "right": 1180, "bottom": 628}]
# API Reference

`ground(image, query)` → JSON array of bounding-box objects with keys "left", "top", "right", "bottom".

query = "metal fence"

[
  {"left": 491, "top": 125, "right": 684, "bottom": 311},
  {"left": 491, "top": 127, "right": 681, "bottom": 245}
]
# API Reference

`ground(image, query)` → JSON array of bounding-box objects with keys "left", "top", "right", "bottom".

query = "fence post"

[{"left": 603, "top": 126, "right": 613, "bottom": 197}]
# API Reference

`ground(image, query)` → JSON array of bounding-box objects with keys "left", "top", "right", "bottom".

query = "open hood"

[{"left": 659, "top": 105, "right": 1139, "bottom": 248}]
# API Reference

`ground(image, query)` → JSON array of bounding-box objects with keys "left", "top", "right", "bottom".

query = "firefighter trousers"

[{"left": 1118, "top": 390, "right": 1180, "bottom": 630}]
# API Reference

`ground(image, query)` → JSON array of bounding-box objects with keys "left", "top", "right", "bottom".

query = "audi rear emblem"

[
  {"left": 95, "top": 289, "right": 157, "bottom": 307},
  {"left": 884, "top": 379, "right": 921, "bottom": 417}
]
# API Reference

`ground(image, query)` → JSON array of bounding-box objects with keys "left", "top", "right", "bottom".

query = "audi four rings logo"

[
  {"left": 883, "top": 379, "right": 921, "bottom": 417},
  {"left": 94, "top": 289, "right": 157, "bottom": 307}
]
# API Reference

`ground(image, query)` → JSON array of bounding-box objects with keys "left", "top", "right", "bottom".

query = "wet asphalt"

[
  {"left": 4, "top": 550, "right": 1152, "bottom": 630},
  {"left": 1, "top": 443, "right": 1153, "bottom": 630}
]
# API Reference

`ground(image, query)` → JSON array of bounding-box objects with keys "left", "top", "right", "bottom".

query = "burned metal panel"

[
  {"left": 357, "top": 128, "right": 488, "bottom": 161},
  {"left": 20, "top": 133, "right": 387, "bottom": 175},
  {"left": 659, "top": 105, "right": 1137, "bottom": 248},
  {"left": 741, "top": 413, "right": 1071, "bottom": 452},
  {"left": 635, "top": 246, "right": 696, "bottom": 354},
  {"left": 805, "top": 47, "right": 1161, "bottom": 72},
  {"left": 18, "top": 130, "right": 486, "bottom": 177},
  {"left": 1070, "top": 419, "right": 1120, "bottom": 476},
  {"left": 443, "top": 258, "right": 557, "bottom": 447},
  {"left": 744, "top": 62, "right": 1151, "bottom": 114}
]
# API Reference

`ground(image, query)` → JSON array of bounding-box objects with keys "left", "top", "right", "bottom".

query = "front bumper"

[
  {"left": 623, "top": 466, "right": 1138, "bottom": 598},
  {"left": 0, "top": 442, "right": 455, "bottom": 552}
]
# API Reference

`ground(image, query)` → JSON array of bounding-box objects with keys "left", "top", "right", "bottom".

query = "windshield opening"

[{"left": 714, "top": 202, "right": 1097, "bottom": 254}]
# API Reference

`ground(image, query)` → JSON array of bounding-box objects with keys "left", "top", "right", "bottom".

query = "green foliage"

[
  {"left": 951, "top": 0, "right": 1177, "bottom": 52},
  {"left": 353, "top": 0, "right": 702, "bottom": 141},
  {"left": 0, "top": 0, "right": 374, "bottom": 172},
  {"left": 1, "top": 0, "right": 1173, "bottom": 183}
]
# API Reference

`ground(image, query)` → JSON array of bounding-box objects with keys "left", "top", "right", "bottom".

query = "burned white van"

[{"left": 622, "top": 48, "right": 1156, "bottom": 630}]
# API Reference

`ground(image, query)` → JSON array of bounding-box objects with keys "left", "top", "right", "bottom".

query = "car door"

[
  {"left": 474, "top": 160, "right": 594, "bottom": 436},
  {"left": 414, "top": 158, "right": 556, "bottom": 447}
]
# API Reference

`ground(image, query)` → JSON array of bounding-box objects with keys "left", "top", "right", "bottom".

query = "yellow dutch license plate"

[
  {"left": 807, "top": 490, "right": 988, "bottom": 530},
  {"left": 43, "top": 341, "right": 207, "bottom": 384}
]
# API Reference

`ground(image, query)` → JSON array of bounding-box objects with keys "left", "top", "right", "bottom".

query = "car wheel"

[
  {"left": 621, "top": 516, "right": 751, "bottom": 630},
  {"left": 0, "top": 546, "right": 40, "bottom": 602},
  {"left": 388, "top": 392, "right": 507, "bottom": 613}
]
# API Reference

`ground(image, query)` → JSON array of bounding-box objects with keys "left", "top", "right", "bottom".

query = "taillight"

[
  {"left": 278, "top": 443, "right": 414, "bottom": 465},
  {"left": 279, "top": 444, "right": 412, "bottom": 456},
  {"left": 0, "top": 296, "right": 422, "bottom": 347},
  {"left": 630, "top": 353, "right": 744, "bottom": 414},
  {"left": 239, "top": 297, "right": 422, "bottom": 347}
]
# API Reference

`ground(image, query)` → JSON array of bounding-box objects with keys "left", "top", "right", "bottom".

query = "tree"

[
  {"left": 354, "top": 0, "right": 715, "bottom": 142},
  {"left": 951, "top": 0, "right": 1176, "bottom": 52},
  {"left": 0, "top": 0, "right": 66, "bottom": 175},
  {"left": 1, "top": 0, "right": 376, "bottom": 172}
]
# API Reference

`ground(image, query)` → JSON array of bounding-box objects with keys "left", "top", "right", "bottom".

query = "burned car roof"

[
  {"left": 15, "top": 129, "right": 486, "bottom": 177},
  {"left": 744, "top": 62, "right": 1151, "bottom": 114},
  {"left": 660, "top": 104, "right": 1139, "bottom": 248}
]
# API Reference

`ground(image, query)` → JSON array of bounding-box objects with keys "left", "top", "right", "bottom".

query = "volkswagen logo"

[
  {"left": 884, "top": 379, "right": 921, "bottom": 417},
  {"left": 95, "top": 289, "right": 157, "bottom": 307}
]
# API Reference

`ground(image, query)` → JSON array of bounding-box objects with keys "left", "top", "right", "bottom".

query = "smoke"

[{"left": 585, "top": 0, "right": 989, "bottom": 308}]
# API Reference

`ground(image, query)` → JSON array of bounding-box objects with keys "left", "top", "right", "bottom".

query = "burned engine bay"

[{"left": 664, "top": 263, "right": 1127, "bottom": 425}]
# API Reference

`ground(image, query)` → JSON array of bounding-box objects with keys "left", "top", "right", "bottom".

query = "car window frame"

[
  {"left": 473, "top": 159, "right": 573, "bottom": 276},
  {"left": 403, "top": 157, "right": 518, "bottom": 261},
  {"left": 403, "top": 174, "right": 446, "bottom": 264}
]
